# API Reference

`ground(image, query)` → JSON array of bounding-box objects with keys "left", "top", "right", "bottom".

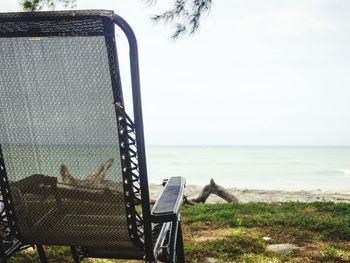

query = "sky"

[{"left": 1, "top": 0, "right": 350, "bottom": 146}]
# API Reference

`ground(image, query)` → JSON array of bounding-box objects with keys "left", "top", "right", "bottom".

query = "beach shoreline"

[{"left": 149, "top": 184, "right": 350, "bottom": 203}]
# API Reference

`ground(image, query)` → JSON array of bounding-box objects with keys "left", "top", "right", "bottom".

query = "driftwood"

[
  {"left": 184, "top": 179, "right": 238, "bottom": 205},
  {"left": 60, "top": 159, "right": 116, "bottom": 188},
  {"left": 150, "top": 179, "right": 238, "bottom": 205},
  {"left": 85, "top": 158, "right": 114, "bottom": 182},
  {"left": 60, "top": 160, "right": 238, "bottom": 205},
  {"left": 60, "top": 164, "right": 78, "bottom": 185}
]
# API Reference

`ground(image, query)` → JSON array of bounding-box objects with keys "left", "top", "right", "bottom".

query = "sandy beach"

[{"left": 149, "top": 184, "right": 350, "bottom": 203}]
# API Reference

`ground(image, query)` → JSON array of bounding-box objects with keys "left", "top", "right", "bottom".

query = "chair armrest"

[{"left": 151, "top": 176, "right": 185, "bottom": 223}]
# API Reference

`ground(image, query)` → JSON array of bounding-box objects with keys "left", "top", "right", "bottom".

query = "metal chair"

[{"left": 0, "top": 10, "right": 185, "bottom": 263}]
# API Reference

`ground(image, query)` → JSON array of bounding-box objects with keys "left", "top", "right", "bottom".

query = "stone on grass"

[
  {"left": 204, "top": 257, "right": 219, "bottom": 263},
  {"left": 266, "top": 243, "right": 299, "bottom": 255}
]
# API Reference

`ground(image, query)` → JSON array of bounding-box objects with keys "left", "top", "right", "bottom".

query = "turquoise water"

[
  {"left": 146, "top": 146, "right": 350, "bottom": 190},
  {"left": 2, "top": 145, "right": 350, "bottom": 190}
]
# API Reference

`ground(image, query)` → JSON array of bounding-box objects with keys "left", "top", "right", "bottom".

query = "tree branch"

[
  {"left": 21, "top": 0, "right": 76, "bottom": 11},
  {"left": 21, "top": 0, "right": 212, "bottom": 39},
  {"left": 151, "top": 0, "right": 212, "bottom": 38}
]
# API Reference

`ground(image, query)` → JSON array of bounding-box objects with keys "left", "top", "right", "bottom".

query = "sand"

[{"left": 149, "top": 184, "right": 350, "bottom": 203}]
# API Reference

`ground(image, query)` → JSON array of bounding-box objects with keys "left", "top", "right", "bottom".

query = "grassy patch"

[
  {"left": 182, "top": 202, "right": 350, "bottom": 240},
  {"left": 9, "top": 202, "right": 350, "bottom": 262},
  {"left": 8, "top": 246, "right": 72, "bottom": 263},
  {"left": 185, "top": 228, "right": 266, "bottom": 262}
]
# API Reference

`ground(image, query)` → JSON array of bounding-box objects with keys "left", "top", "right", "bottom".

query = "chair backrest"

[{"left": 0, "top": 10, "right": 144, "bottom": 252}]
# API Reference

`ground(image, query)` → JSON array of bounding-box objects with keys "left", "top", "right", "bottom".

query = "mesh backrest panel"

[{"left": 0, "top": 36, "right": 135, "bottom": 248}]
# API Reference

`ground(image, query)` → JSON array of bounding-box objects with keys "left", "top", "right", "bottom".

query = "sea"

[
  {"left": 146, "top": 146, "right": 350, "bottom": 191},
  {"left": 2, "top": 145, "right": 350, "bottom": 191}
]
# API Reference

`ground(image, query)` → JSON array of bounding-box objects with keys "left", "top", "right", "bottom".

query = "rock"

[
  {"left": 266, "top": 243, "right": 299, "bottom": 255},
  {"left": 204, "top": 257, "right": 219, "bottom": 263}
]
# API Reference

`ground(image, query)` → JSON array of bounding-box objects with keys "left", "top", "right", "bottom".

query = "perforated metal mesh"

[{"left": 0, "top": 35, "right": 138, "bottom": 249}]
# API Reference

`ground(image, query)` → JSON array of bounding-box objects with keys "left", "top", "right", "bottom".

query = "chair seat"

[
  {"left": 25, "top": 214, "right": 134, "bottom": 248},
  {"left": 11, "top": 179, "right": 137, "bottom": 249}
]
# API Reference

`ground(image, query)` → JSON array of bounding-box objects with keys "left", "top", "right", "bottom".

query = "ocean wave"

[{"left": 338, "top": 169, "right": 350, "bottom": 176}]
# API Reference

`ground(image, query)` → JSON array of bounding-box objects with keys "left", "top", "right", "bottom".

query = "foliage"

[
  {"left": 182, "top": 202, "right": 350, "bottom": 240},
  {"left": 21, "top": 0, "right": 212, "bottom": 38},
  {"left": 148, "top": 0, "right": 212, "bottom": 38},
  {"left": 9, "top": 202, "right": 350, "bottom": 262},
  {"left": 21, "top": 0, "right": 76, "bottom": 11},
  {"left": 320, "top": 245, "right": 350, "bottom": 261}
]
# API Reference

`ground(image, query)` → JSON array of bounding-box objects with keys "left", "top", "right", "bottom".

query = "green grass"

[
  {"left": 9, "top": 202, "right": 350, "bottom": 262},
  {"left": 182, "top": 202, "right": 350, "bottom": 240}
]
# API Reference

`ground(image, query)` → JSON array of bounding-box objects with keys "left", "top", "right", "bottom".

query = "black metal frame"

[
  {"left": 112, "top": 14, "right": 155, "bottom": 262},
  {"left": 0, "top": 10, "right": 185, "bottom": 263},
  {"left": 151, "top": 177, "right": 186, "bottom": 262},
  {"left": 113, "top": 15, "right": 185, "bottom": 262},
  {"left": 116, "top": 106, "right": 144, "bottom": 247},
  {"left": 0, "top": 146, "right": 28, "bottom": 262}
]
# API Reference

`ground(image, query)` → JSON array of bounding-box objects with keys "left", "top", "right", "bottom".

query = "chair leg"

[
  {"left": 169, "top": 220, "right": 180, "bottom": 263},
  {"left": 36, "top": 245, "right": 48, "bottom": 263},
  {"left": 70, "top": 246, "right": 81, "bottom": 263},
  {"left": 176, "top": 222, "right": 185, "bottom": 263}
]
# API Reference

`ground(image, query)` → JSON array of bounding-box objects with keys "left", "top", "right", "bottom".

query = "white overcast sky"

[{"left": 2, "top": 0, "right": 350, "bottom": 146}]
